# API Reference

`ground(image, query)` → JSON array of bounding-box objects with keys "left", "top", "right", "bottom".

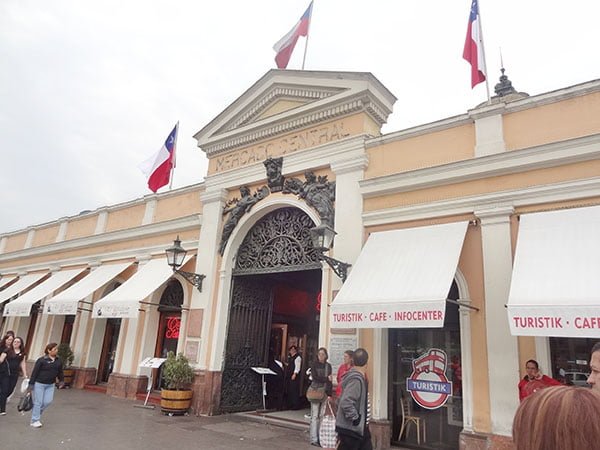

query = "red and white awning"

[
  {"left": 330, "top": 221, "right": 468, "bottom": 328},
  {"left": 92, "top": 257, "right": 190, "bottom": 319},
  {"left": 0, "top": 273, "right": 48, "bottom": 306},
  {"left": 4, "top": 269, "right": 86, "bottom": 317},
  {"left": 508, "top": 205, "right": 600, "bottom": 337},
  {"left": 45, "top": 262, "right": 132, "bottom": 315}
]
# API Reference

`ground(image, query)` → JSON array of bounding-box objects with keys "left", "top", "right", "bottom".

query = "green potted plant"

[
  {"left": 160, "top": 351, "right": 195, "bottom": 415},
  {"left": 57, "top": 343, "right": 75, "bottom": 387}
]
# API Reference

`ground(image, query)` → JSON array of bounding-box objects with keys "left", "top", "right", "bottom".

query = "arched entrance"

[
  {"left": 390, "top": 280, "right": 464, "bottom": 449},
  {"left": 220, "top": 207, "right": 322, "bottom": 412},
  {"left": 153, "top": 279, "right": 184, "bottom": 389}
]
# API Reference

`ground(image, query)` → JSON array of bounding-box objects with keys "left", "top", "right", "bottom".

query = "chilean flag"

[
  {"left": 138, "top": 123, "right": 178, "bottom": 193},
  {"left": 273, "top": 2, "right": 313, "bottom": 69},
  {"left": 463, "top": 0, "right": 486, "bottom": 88}
]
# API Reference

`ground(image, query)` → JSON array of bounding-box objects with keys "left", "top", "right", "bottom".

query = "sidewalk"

[{"left": 1, "top": 389, "right": 316, "bottom": 450}]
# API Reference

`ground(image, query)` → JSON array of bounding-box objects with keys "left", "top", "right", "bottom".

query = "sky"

[{"left": 1, "top": 1, "right": 598, "bottom": 234}]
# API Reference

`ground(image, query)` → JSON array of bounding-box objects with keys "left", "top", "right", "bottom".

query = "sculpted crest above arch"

[{"left": 218, "top": 158, "right": 336, "bottom": 256}]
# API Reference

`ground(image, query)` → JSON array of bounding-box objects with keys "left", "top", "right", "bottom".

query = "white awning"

[
  {"left": 0, "top": 276, "right": 18, "bottom": 291},
  {"left": 92, "top": 257, "right": 190, "bottom": 319},
  {"left": 508, "top": 205, "right": 600, "bottom": 337},
  {"left": 0, "top": 273, "right": 48, "bottom": 305},
  {"left": 3, "top": 268, "right": 86, "bottom": 317},
  {"left": 45, "top": 262, "right": 132, "bottom": 315},
  {"left": 330, "top": 221, "right": 468, "bottom": 328}
]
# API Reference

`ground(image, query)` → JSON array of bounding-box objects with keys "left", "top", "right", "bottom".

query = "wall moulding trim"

[
  {"left": 362, "top": 177, "right": 600, "bottom": 226},
  {"left": 1, "top": 240, "right": 200, "bottom": 277},
  {"left": 203, "top": 92, "right": 389, "bottom": 157},
  {"left": 0, "top": 215, "right": 202, "bottom": 265},
  {"left": 331, "top": 154, "right": 369, "bottom": 175},
  {"left": 203, "top": 135, "right": 368, "bottom": 192},
  {"left": 360, "top": 133, "right": 600, "bottom": 198}
]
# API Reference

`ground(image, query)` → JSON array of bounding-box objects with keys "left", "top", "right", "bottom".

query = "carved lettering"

[{"left": 213, "top": 121, "right": 350, "bottom": 172}]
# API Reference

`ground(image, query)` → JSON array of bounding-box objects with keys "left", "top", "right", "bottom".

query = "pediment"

[{"left": 195, "top": 70, "right": 397, "bottom": 158}]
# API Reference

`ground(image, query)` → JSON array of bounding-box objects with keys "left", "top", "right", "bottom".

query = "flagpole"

[
  {"left": 476, "top": 0, "right": 492, "bottom": 103},
  {"left": 169, "top": 121, "right": 179, "bottom": 191},
  {"left": 301, "top": 1, "right": 313, "bottom": 70}
]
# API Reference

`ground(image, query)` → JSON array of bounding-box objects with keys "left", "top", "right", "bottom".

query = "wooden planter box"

[
  {"left": 63, "top": 368, "right": 76, "bottom": 387},
  {"left": 160, "top": 388, "right": 193, "bottom": 415}
]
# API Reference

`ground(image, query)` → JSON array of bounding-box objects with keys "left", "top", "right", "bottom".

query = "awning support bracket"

[{"left": 446, "top": 298, "right": 479, "bottom": 312}]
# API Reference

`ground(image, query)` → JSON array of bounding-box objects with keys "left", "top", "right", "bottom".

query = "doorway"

[
  {"left": 98, "top": 318, "right": 121, "bottom": 383},
  {"left": 390, "top": 281, "right": 463, "bottom": 450},
  {"left": 153, "top": 279, "right": 184, "bottom": 389},
  {"left": 220, "top": 207, "right": 322, "bottom": 413}
]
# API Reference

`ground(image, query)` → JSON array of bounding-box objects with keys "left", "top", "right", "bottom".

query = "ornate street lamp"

[
  {"left": 309, "top": 224, "right": 351, "bottom": 282},
  {"left": 165, "top": 236, "right": 205, "bottom": 292}
]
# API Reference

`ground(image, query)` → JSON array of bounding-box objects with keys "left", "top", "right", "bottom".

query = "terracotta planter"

[
  {"left": 63, "top": 368, "right": 76, "bottom": 387},
  {"left": 160, "top": 388, "right": 193, "bottom": 415}
]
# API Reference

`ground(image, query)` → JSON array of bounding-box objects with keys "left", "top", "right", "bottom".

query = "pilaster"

[{"left": 475, "top": 206, "right": 519, "bottom": 435}]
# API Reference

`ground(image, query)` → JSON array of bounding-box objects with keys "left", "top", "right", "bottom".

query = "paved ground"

[{"left": 1, "top": 388, "right": 317, "bottom": 450}]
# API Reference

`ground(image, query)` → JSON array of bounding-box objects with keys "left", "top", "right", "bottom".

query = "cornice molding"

[
  {"left": 362, "top": 177, "right": 600, "bottom": 226},
  {"left": 199, "top": 189, "right": 229, "bottom": 205},
  {"left": 203, "top": 92, "right": 389, "bottom": 157},
  {"left": 222, "top": 85, "right": 342, "bottom": 132},
  {"left": 0, "top": 215, "right": 201, "bottom": 266},
  {"left": 360, "top": 133, "right": 600, "bottom": 198},
  {"left": 331, "top": 154, "right": 369, "bottom": 175}
]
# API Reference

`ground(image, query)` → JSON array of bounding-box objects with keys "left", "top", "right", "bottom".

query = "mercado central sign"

[{"left": 210, "top": 118, "right": 352, "bottom": 173}]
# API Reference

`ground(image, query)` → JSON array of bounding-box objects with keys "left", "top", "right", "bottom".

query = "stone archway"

[{"left": 220, "top": 207, "right": 319, "bottom": 412}]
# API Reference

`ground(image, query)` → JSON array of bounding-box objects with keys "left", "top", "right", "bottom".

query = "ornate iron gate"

[
  {"left": 220, "top": 277, "right": 273, "bottom": 412},
  {"left": 220, "top": 208, "right": 319, "bottom": 412}
]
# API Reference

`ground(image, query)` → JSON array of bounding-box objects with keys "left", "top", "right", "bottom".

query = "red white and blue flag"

[
  {"left": 138, "top": 123, "right": 178, "bottom": 193},
  {"left": 273, "top": 1, "right": 313, "bottom": 69},
  {"left": 463, "top": 0, "right": 486, "bottom": 88}
]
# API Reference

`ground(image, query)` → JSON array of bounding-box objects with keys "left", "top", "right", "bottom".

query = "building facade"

[{"left": 1, "top": 70, "right": 600, "bottom": 450}]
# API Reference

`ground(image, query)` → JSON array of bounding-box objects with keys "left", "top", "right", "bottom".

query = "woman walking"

[
  {"left": 308, "top": 347, "right": 333, "bottom": 447},
  {"left": 28, "top": 342, "right": 64, "bottom": 428},
  {"left": 0, "top": 336, "right": 27, "bottom": 414},
  {"left": 0, "top": 333, "right": 15, "bottom": 415}
]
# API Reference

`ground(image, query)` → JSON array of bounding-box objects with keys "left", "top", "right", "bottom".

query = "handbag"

[
  {"left": 20, "top": 378, "right": 30, "bottom": 394},
  {"left": 319, "top": 400, "right": 338, "bottom": 449},
  {"left": 306, "top": 385, "right": 327, "bottom": 402},
  {"left": 17, "top": 392, "right": 33, "bottom": 412}
]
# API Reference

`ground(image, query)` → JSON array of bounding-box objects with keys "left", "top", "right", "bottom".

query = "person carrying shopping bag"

[
  {"left": 306, "top": 347, "right": 333, "bottom": 447},
  {"left": 28, "top": 342, "right": 64, "bottom": 428}
]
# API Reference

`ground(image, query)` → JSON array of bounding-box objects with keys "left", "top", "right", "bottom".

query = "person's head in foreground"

[{"left": 513, "top": 385, "right": 600, "bottom": 450}]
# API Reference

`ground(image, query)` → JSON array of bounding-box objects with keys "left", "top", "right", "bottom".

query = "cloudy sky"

[{"left": 1, "top": 1, "right": 598, "bottom": 234}]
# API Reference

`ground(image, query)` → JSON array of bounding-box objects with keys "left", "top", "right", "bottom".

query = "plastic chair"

[{"left": 398, "top": 396, "right": 426, "bottom": 444}]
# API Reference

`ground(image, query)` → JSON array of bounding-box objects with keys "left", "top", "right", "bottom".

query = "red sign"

[{"left": 165, "top": 317, "right": 180, "bottom": 339}]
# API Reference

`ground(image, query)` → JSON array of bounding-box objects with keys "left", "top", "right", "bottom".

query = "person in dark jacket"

[
  {"left": 0, "top": 336, "right": 27, "bottom": 414},
  {"left": 28, "top": 342, "right": 64, "bottom": 428},
  {"left": 336, "top": 348, "right": 371, "bottom": 450},
  {"left": 308, "top": 347, "right": 333, "bottom": 446}
]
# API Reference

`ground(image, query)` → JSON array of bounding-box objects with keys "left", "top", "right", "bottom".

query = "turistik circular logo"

[{"left": 406, "top": 348, "right": 453, "bottom": 410}]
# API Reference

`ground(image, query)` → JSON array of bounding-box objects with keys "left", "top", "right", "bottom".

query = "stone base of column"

[
  {"left": 369, "top": 420, "right": 392, "bottom": 450},
  {"left": 460, "top": 431, "right": 514, "bottom": 450},
  {"left": 191, "top": 370, "right": 222, "bottom": 416},
  {"left": 72, "top": 367, "right": 97, "bottom": 389},
  {"left": 106, "top": 373, "right": 148, "bottom": 400}
]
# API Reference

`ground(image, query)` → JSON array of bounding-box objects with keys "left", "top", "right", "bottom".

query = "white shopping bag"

[{"left": 20, "top": 378, "right": 30, "bottom": 394}]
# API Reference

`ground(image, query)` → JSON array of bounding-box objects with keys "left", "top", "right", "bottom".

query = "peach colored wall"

[
  {"left": 65, "top": 216, "right": 98, "bottom": 240},
  {"left": 0, "top": 229, "right": 199, "bottom": 271},
  {"left": 207, "top": 113, "right": 373, "bottom": 175},
  {"left": 105, "top": 204, "right": 145, "bottom": 233},
  {"left": 517, "top": 337, "right": 537, "bottom": 379},
  {"left": 32, "top": 224, "right": 60, "bottom": 247},
  {"left": 3, "top": 232, "right": 28, "bottom": 253},
  {"left": 504, "top": 92, "right": 600, "bottom": 151},
  {"left": 257, "top": 99, "right": 306, "bottom": 120},
  {"left": 364, "top": 159, "right": 600, "bottom": 212},
  {"left": 365, "top": 124, "right": 475, "bottom": 179},
  {"left": 365, "top": 215, "right": 492, "bottom": 432},
  {"left": 154, "top": 191, "right": 203, "bottom": 223}
]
